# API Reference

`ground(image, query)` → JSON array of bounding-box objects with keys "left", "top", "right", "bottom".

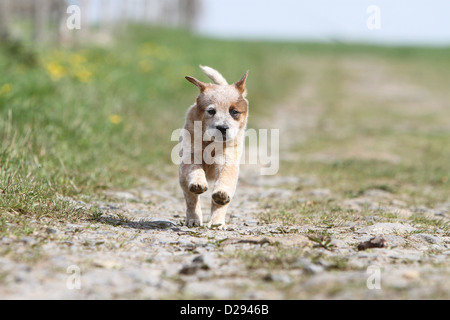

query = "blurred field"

[
  {"left": 0, "top": 26, "right": 300, "bottom": 232},
  {"left": 279, "top": 43, "right": 450, "bottom": 206},
  {"left": 0, "top": 26, "right": 449, "bottom": 299},
  {"left": 1, "top": 25, "right": 450, "bottom": 234}
]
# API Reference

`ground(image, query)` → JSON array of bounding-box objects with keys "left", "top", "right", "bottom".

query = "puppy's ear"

[
  {"left": 185, "top": 76, "right": 207, "bottom": 92},
  {"left": 234, "top": 70, "right": 249, "bottom": 96}
]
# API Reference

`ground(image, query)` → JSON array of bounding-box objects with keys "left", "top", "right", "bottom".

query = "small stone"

[
  {"left": 293, "top": 257, "right": 312, "bottom": 268},
  {"left": 66, "top": 224, "right": 84, "bottom": 232},
  {"left": 182, "top": 281, "right": 232, "bottom": 299},
  {"left": 243, "top": 220, "right": 259, "bottom": 226},
  {"left": 93, "top": 260, "right": 122, "bottom": 269},
  {"left": 1, "top": 237, "right": 12, "bottom": 244},
  {"left": 357, "top": 235, "right": 388, "bottom": 251},
  {"left": 46, "top": 228, "right": 59, "bottom": 234},
  {"left": 410, "top": 233, "right": 443, "bottom": 245},
  {"left": 192, "top": 254, "right": 214, "bottom": 270},
  {"left": 179, "top": 254, "right": 212, "bottom": 275},
  {"left": 178, "top": 239, "right": 195, "bottom": 249},
  {"left": 308, "top": 188, "right": 331, "bottom": 197},
  {"left": 402, "top": 270, "right": 420, "bottom": 280},
  {"left": 384, "top": 235, "right": 406, "bottom": 248},
  {"left": 143, "top": 219, "right": 176, "bottom": 229},
  {"left": 355, "top": 223, "right": 416, "bottom": 235},
  {"left": 303, "top": 264, "right": 324, "bottom": 275},
  {"left": 179, "top": 264, "right": 198, "bottom": 275},
  {"left": 20, "top": 237, "right": 37, "bottom": 245},
  {"left": 83, "top": 239, "right": 105, "bottom": 246},
  {"left": 263, "top": 273, "right": 292, "bottom": 284}
]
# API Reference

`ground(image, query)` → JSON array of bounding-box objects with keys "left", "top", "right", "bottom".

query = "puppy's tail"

[{"left": 199, "top": 65, "right": 228, "bottom": 85}]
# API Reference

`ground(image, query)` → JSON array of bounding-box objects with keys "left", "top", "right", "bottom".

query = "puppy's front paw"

[
  {"left": 212, "top": 191, "right": 230, "bottom": 205},
  {"left": 189, "top": 183, "right": 208, "bottom": 194},
  {"left": 207, "top": 222, "right": 227, "bottom": 230},
  {"left": 186, "top": 218, "right": 202, "bottom": 227}
]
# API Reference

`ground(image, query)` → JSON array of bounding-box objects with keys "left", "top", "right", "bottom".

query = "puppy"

[{"left": 179, "top": 66, "right": 249, "bottom": 229}]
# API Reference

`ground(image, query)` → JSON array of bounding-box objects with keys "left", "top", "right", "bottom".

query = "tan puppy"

[{"left": 179, "top": 66, "right": 249, "bottom": 228}]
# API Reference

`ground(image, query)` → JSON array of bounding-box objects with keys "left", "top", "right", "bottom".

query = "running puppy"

[{"left": 179, "top": 66, "right": 249, "bottom": 229}]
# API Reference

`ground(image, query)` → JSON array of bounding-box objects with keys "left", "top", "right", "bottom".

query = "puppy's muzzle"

[
  {"left": 207, "top": 125, "right": 231, "bottom": 142},
  {"left": 215, "top": 125, "right": 229, "bottom": 137}
]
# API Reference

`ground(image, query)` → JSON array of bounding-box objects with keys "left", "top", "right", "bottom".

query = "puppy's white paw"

[
  {"left": 207, "top": 222, "right": 227, "bottom": 230},
  {"left": 186, "top": 218, "right": 202, "bottom": 227}
]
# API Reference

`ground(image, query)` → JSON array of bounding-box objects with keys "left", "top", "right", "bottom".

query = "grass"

[
  {"left": 1, "top": 24, "right": 449, "bottom": 240},
  {"left": 278, "top": 45, "right": 450, "bottom": 207},
  {"left": 0, "top": 25, "right": 302, "bottom": 237}
]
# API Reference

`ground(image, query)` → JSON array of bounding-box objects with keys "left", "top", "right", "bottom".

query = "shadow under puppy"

[{"left": 179, "top": 66, "right": 249, "bottom": 229}]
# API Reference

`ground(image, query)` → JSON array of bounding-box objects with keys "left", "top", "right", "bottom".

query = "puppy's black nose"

[{"left": 216, "top": 125, "right": 229, "bottom": 135}]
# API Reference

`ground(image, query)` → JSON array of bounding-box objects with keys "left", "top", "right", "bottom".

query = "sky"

[{"left": 195, "top": 0, "right": 450, "bottom": 46}]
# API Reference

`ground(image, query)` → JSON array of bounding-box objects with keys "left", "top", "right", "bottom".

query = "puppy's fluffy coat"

[{"left": 179, "top": 66, "right": 249, "bottom": 228}]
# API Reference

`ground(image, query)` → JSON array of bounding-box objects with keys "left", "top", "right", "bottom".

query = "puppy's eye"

[
  {"left": 230, "top": 109, "right": 240, "bottom": 117},
  {"left": 207, "top": 109, "right": 216, "bottom": 115}
]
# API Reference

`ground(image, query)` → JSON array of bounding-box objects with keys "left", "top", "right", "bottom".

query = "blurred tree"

[
  {"left": 0, "top": 0, "right": 201, "bottom": 44},
  {"left": 178, "top": 0, "right": 200, "bottom": 30},
  {"left": 33, "top": 0, "right": 50, "bottom": 42},
  {"left": 0, "top": 0, "right": 11, "bottom": 40}
]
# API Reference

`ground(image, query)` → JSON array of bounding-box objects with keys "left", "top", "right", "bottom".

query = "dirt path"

[{"left": 1, "top": 58, "right": 449, "bottom": 299}]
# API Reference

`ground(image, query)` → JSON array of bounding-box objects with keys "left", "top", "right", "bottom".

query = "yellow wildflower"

[
  {"left": 139, "top": 60, "right": 153, "bottom": 73},
  {"left": 152, "top": 45, "right": 169, "bottom": 61},
  {"left": 139, "top": 43, "right": 170, "bottom": 60},
  {"left": 139, "top": 43, "right": 155, "bottom": 57},
  {"left": 46, "top": 62, "right": 66, "bottom": 80},
  {"left": 109, "top": 114, "right": 122, "bottom": 125},
  {"left": 70, "top": 53, "right": 86, "bottom": 66},
  {"left": 74, "top": 69, "right": 93, "bottom": 83},
  {"left": 0, "top": 84, "right": 12, "bottom": 96}
]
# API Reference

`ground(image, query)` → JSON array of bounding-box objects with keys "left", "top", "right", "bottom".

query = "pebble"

[
  {"left": 93, "top": 260, "right": 122, "bottom": 269},
  {"left": 357, "top": 235, "right": 388, "bottom": 251},
  {"left": 402, "top": 270, "right": 420, "bottom": 280},
  {"left": 179, "top": 254, "right": 213, "bottom": 275},
  {"left": 1, "top": 174, "right": 448, "bottom": 300},
  {"left": 303, "top": 264, "right": 325, "bottom": 275},
  {"left": 263, "top": 273, "right": 292, "bottom": 284},
  {"left": 308, "top": 188, "right": 331, "bottom": 197},
  {"left": 20, "top": 237, "right": 37, "bottom": 245},
  {"left": 355, "top": 223, "right": 416, "bottom": 235},
  {"left": 409, "top": 233, "right": 443, "bottom": 245}
]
